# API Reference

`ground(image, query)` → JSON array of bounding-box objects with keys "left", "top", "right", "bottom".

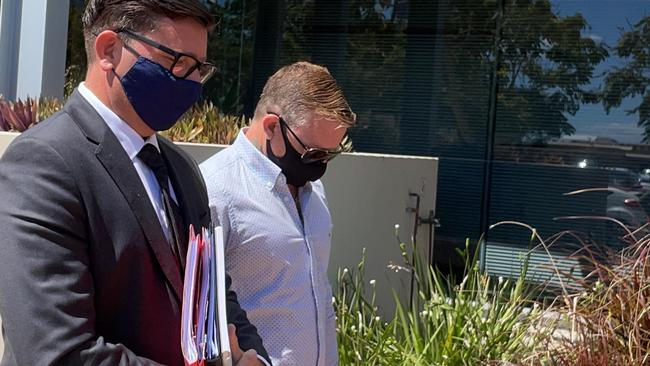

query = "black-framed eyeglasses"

[
  {"left": 270, "top": 112, "right": 346, "bottom": 164},
  {"left": 115, "top": 28, "right": 218, "bottom": 84}
]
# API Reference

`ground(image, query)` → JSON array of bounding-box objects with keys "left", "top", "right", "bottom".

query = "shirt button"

[{"left": 266, "top": 181, "right": 273, "bottom": 188}]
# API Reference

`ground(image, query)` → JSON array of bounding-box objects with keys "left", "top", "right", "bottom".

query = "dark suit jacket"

[{"left": 0, "top": 91, "right": 269, "bottom": 365}]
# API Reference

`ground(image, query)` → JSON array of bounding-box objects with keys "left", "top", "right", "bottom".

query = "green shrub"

[
  {"left": 336, "top": 231, "right": 551, "bottom": 365},
  {"left": 336, "top": 248, "right": 402, "bottom": 365},
  {"left": 161, "top": 101, "right": 247, "bottom": 144}
]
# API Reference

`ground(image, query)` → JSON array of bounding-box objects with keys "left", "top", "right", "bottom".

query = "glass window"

[
  {"left": 487, "top": 0, "right": 649, "bottom": 282},
  {"left": 64, "top": 0, "right": 650, "bottom": 277},
  {"left": 241, "top": 0, "right": 650, "bottom": 274}
]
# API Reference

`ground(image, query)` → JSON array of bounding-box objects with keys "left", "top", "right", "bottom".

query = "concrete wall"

[{"left": 0, "top": 133, "right": 438, "bottom": 354}]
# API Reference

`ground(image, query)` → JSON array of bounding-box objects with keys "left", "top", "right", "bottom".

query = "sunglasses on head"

[{"left": 269, "top": 112, "right": 345, "bottom": 164}]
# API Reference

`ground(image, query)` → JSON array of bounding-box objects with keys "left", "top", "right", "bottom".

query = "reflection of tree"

[
  {"left": 495, "top": 0, "right": 608, "bottom": 145},
  {"left": 65, "top": 0, "right": 87, "bottom": 97},
  {"left": 277, "top": 0, "right": 407, "bottom": 151},
  {"left": 345, "top": 0, "right": 407, "bottom": 151},
  {"left": 602, "top": 16, "right": 650, "bottom": 142},
  {"left": 281, "top": 0, "right": 314, "bottom": 65},
  {"left": 204, "top": 0, "right": 258, "bottom": 115},
  {"left": 346, "top": 0, "right": 406, "bottom": 114},
  {"left": 415, "top": 0, "right": 607, "bottom": 151}
]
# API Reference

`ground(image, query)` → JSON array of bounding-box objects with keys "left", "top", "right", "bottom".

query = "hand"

[{"left": 228, "top": 324, "right": 265, "bottom": 366}]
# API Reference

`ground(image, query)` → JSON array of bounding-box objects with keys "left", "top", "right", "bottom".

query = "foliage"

[
  {"left": 544, "top": 224, "right": 650, "bottom": 365},
  {"left": 0, "top": 98, "right": 62, "bottom": 132},
  {"left": 337, "top": 217, "right": 650, "bottom": 365},
  {"left": 396, "top": 241, "right": 548, "bottom": 365},
  {"left": 65, "top": 1, "right": 87, "bottom": 99},
  {"left": 488, "top": 212, "right": 650, "bottom": 366},
  {"left": 454, "top": 0, "right": 607, "bottom": 145},
  {"left": 161, "top": 101, "right": 247, "bottom": 144},
  {"left": 344, "top": 0, "right": 408, "bottom": 153},
  {"left": 335, "top": 232, "right": 551, "bottom": 365},
  {"left": 602, "top": 16, "right": 650, "bottom": 142},
  {"left": 336, "top": 248, "right": 402, "bottom": 365}
]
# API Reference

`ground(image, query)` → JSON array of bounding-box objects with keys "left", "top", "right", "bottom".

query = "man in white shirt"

[{"left": 201, "top": 61, "right": 356, "bottom": 366}]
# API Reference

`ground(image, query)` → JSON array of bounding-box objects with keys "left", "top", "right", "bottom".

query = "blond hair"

[{"left": 254, "top": 61, "right": 355, "bottom": 128}]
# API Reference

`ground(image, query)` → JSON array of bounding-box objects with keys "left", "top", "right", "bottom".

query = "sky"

[{"left": 552, "top": 0, "right": 650, "bottom": 144}]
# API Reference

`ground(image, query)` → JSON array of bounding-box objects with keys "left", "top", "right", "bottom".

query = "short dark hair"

[{"left": 82, "top": 0, "right": 215, "bottom": 61}]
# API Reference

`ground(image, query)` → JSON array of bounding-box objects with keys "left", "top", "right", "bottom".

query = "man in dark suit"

[{"left": 0, "top": 1, "right": 269, "bottom": 365}]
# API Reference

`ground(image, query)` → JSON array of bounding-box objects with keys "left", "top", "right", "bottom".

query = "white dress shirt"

[
  {"left": 77, "top": 83, "right": 176, "bottom": 242},
  {"left": 200, "top": 129, "right": 339, "bottom": 366}
]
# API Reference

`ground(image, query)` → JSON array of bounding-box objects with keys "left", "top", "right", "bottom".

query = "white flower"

[
  {"left": 343, "top": 268, "right": 349, "bottom": 274},
  {"left": 369, "top": 279, "right": 376, "bottom": 286},
  {"left": 386, "top": 263, "right": 410, "bottom": 273},
  {"left": 394, "top": 224, "right": 400, "bottom": 230},
  {"left": 375, "top": 316, "right": 381, "bottom": 322},
  {"left": 332, "top": 296, "right": 336, "bottom": 305},
  {"left": 498, "top": 276, "right": 504, "bottom": 285}
]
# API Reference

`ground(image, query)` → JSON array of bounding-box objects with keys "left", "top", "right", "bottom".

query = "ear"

[
  {"left": 94, "top": 30, "right": 123, "bottom": 72},
  {"left": 261, "top": 113, "right": 280, "bottom": 140}
]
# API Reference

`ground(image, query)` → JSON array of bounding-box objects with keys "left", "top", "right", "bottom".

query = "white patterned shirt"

[{"left": 200, "top": 129, "right": 338, "bottom": 366}]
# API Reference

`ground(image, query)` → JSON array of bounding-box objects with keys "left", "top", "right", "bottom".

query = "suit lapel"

[{"left": 65, "top": 91, "right": 183, "bottom": 301}]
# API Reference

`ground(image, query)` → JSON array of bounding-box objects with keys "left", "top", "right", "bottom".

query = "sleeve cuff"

[{"left": 257, "top": 355, "right": 272, "bottom": 366}]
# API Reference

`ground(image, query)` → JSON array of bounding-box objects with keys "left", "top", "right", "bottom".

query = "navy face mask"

[
  {"left": 115, "top": 57, "right": 202, "bottom": 131},
  {"left": 266, "top": 123, "right": 327, "bottom": 187}
]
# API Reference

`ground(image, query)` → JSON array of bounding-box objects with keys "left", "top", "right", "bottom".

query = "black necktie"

[{"left": 137, "top": 144, "right": 187, "bottom": 273}]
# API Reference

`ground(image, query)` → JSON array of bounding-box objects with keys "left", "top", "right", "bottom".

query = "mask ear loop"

[
  {"left": 112, "top": 68, "right": 124, "bottom": 82},
  {"left": 278, "top": 118, "right": 294, "bottom": 148}
]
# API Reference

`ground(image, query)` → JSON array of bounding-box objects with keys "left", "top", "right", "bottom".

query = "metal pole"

[
  {"left": 478, "top": 0, "right": 505, "bottom": 272},
  {"left": 15, "top": 0, "right": 69, "bottom": 100},
  {"left": 0, "top": 0, "right": 23, "bottom": 100}
]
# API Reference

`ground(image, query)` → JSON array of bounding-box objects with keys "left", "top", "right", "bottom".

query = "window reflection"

[{"left": 59, "top": 0, "right": 650, "bottom": 272}]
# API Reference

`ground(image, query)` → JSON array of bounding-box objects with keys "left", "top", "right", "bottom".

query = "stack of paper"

[{"left": 181, "top": 225, "right": 232, "bottom": 366}]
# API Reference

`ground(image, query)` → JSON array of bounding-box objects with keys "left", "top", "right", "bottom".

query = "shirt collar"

[
  {"left": 77, "top": 82, "right": 160, "bottom": 160},
  {"left": 232, "top": 128, "right": 314, "bottom": 193},
  {"left": 233, "top": 128, "right": 283, "bottom": 190}
]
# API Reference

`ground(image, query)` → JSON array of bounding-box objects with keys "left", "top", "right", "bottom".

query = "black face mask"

[{"left": 266, "top": 123, "right": 327, "bottom": 187}]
